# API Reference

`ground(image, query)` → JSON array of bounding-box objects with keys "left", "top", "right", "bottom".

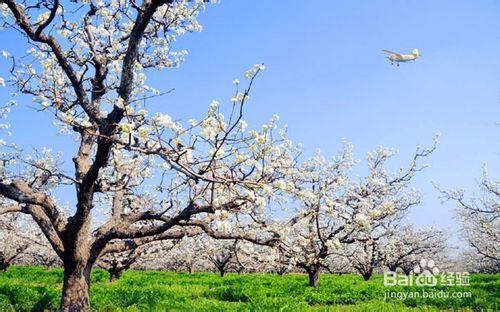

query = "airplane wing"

[{"left": 382, "top": 49, "right": 401, "bottom": 56}]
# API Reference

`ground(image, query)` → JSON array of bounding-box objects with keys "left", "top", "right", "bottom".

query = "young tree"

[{"left": 0, "top": 1, "right": 295, "bottom": 309}]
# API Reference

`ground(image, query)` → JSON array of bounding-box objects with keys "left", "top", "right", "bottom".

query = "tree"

[
  {"left": 165, "top": 236, "right": 206, "bottom": 273},
  {"left": 277, "top": 145, "right": 354, "bottom": 287},
  {"left": 349, "top": 236, "right": 386, "bottom": 281},
  {"left": 96, "top": 227, "right": 207, "bottom": 280},
  {"left": 27, "top": 248, "right": 61, "bottom": 269},
  {"left": 98, "top": 240, "right": 175, "bottom": 282},
  {"left": 280, "top": 141, "right": 436, "bottom": 287},
  {"left": 0, "top": 213, "right": 52, "bottom": 271},
  {"left": 203, "top": 237, "right": 238, "bottom": 277},
  {"left": 439, "top": 166, "right": 499, "bottom": 271},
  {"left": 384, "top": 225, "right": 446, "bottom": 275},
  {"left": 348, "top": 225, "right": 446, "bottom": 280},
  {"left": 457, "top": 250, "right": 500, "bottom": 274},
  {"left": 0, "top": 1, "right": 294, "bottom": 310},
  {"left": 322, "top": 254, "right": 353, "bottom": 275},
  {"left": 230, "top": 240, "right": 273, "bottom": 274},
  {"left": 270, "top": 244, "right": 295, "bottom": 276}
]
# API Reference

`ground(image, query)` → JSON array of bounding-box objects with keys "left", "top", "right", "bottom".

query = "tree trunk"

[
  {"left": 402, "top": 267, "right": 412, "bottom": 275},
  {"left": 308, "top": 267, "right": 320, "bottom": 287},
  {"left": 387, "top": 264, "right": 398, "bottom": 272},
  {"left": 60, "top": 265, "right": 91, "bottom": 312},
  {"left": 277, "top": 267, "right": 287, "bottom": 276},
  {"left": 219, "top": 268, "right": 225, "bottom": 277},
  {"left": 0, "top": 259, "right": 10, "bottom": 272},
  {"left": 362, "top": 271, "right": 373, "bottom": 281},
  {"left": 109, "top": 269, "right": 122, "bottom": 282}
]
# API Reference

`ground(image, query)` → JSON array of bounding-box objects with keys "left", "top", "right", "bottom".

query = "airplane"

[{"left": 382, "top": 48, "right": 420, "bottom": 66}]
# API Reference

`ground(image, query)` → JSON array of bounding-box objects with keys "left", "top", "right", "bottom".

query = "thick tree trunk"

[
  {"left": 60, "top": 265, "right": 91, "bottom": 312},
  {"left": 308, "top": 267, "right": 320, "bottom": 287},
  {"left": 219, "top": 268, "right": 225, "bottom": 277}
]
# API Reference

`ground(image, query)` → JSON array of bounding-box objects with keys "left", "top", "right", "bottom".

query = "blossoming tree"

[
  {"left": 0, "top": 213, "right": 53, "bottom": 271},
  {"left": 159, "top": 235, "right": 206, "bottom": 273},
  {"left": 279, "top": 141, "right": 437, "bottom": 287},
  {"left": 440, "top": 166, "right": 499, "bottom": 271},
  {"left": 0, "top": 0, "right": 296, "bottom": 309},
  {"left": 384, "top": 225, "right": 447, "bottom": 275}
]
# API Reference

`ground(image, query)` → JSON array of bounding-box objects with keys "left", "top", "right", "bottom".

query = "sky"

[{"left": 0, "top": 0, "right": 499, "bottom": 243}]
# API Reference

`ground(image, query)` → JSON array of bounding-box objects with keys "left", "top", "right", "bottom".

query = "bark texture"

[
  {"left": 60, "top": 265, "right": 91, "bottom": 312},
  {"left": 308, "top": 267, "right": 320, "bottom": 288}
]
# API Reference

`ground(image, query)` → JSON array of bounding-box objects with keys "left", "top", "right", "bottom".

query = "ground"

[{"left": 0, "top": 266, "right": 497, "bottom": 311}]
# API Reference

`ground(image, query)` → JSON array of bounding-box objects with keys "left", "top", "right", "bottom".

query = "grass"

[{"left": 0, "top": 266, "right": 498, "bottom": 311}]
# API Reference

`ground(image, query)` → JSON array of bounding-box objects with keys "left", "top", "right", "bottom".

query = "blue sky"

[{"left": 0, "top": 1, "right": 499, "bottom": 241}]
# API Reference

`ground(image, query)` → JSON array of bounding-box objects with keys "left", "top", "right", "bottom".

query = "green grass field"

[{"left": 0, "top": 266, "right": 498, "bottom": 311}]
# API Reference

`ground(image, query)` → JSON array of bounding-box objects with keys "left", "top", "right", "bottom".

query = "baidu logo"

[{"left": 384, "top": 258, "right": 469, "bottom": 287}]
